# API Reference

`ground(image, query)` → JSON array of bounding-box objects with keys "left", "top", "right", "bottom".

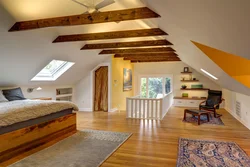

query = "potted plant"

[{"left": 181, "top": 85, "right": 187, "bottom": 89}]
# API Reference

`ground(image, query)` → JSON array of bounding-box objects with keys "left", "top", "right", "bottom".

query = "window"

[
  {"left": 139, "top": 75, "right": 172, "bottom": 98},
  {"left": 31, "top": 60, "right": 75, "bottom": 81},
  {"left": 148, "top": 77, "right": 163, "bottom": 98}
]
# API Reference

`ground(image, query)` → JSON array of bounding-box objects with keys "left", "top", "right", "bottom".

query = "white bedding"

[{"left": 0, "top": 100, "right": 79, "bottom": 127}]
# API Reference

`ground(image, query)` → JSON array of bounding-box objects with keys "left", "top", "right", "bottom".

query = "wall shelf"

[
  {"left": 181, "top": 72, "right": 192, "bottom": 74},
  {"left": 174, "top": 96, "right": 206, "bottom": 100},
  {"left": 181, "top": 80, "right": 199, "bottom": 82},
  {"left": 56, "top": 94, "right": 73, "bottom": 98},
  {"left": 180, "top": 88, "right": 209, "bottom": 91},
  {"left": 56, "top": 88, "right": 73, "bottom": 101}
]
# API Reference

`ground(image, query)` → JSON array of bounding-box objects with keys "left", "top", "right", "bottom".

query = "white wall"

[
  {"left": 74, "top": 74, "right": 92, "bottom": 111},
  {"left": 134, "top": 62, "right": 221, "bottom": 98},
  {"left": 74, "top": 60, "right": 112, "bottom": 112},
  {"left": 223, "top": 88, "right": 250, "bottom": 130}
]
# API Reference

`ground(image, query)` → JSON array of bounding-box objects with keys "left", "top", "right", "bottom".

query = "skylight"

[
  {"left": 201, "top": 69, "right": 218, "bottom": 80},
  {"left": 31, "top": 60, "right": 75, "bottom": 81}
]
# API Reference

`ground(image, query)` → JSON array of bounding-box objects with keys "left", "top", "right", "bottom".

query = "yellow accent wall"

[
  {"left": 192, "top": 41, "right": 250, "bottom": 88},
  {"left": 112, "top": 56, "right": 134, "bottom": 110}
]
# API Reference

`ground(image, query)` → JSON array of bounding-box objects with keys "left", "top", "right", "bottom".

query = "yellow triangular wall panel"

[{"left": 192, "top": 41, "right": 250, "bottom": 88}]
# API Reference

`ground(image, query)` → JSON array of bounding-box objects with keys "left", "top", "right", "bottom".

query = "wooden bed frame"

[{"left": 0, "top": 112, "right": 77, "bottom": 164}]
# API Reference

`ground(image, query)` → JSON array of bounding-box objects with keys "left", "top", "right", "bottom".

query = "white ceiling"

[{"left": 1, "top": 0, "right": 250, "bottom": 95}]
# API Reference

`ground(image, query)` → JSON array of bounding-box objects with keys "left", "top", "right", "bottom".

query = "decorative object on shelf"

[
  {"left": 27, "top": 87, "right": 42, "bottom": 93},
  {"left": 182, "top": 93, "right": 189, "bottom": 97},
  {"left": 201, "top": 97, "right": 207, "bottom": 99},
  {"left": 191, "top": 84, "right": 203, "bottom": 89},
  {"left": 181, "top": 85, "right": 187, "bottom": 89},
  {"left": 183, "top": 67, "right": 189, "bottom": 72},
  {"left": 123, "top": 68, "right": 132, "bottom": 91},
  {"left": 193, "top": 78, "right": 197, "bottom": 81},
  {"left": 181, "top": 77, "right": 185, "bottom": 81},
  {"left": 189, "top": 74, "right": 192, "bottom": 80}
]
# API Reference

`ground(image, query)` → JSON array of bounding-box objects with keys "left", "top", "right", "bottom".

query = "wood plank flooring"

[
  {"left": 2, "top": 107, "right": 250, "bottom": 166},
  {"left": 77, "top": 107, "right": 250, "bottom": 167}
]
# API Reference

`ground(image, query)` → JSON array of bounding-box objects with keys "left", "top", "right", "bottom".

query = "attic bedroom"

[{"left": 1, "top": 0, "right": 250, "bottom": 166}]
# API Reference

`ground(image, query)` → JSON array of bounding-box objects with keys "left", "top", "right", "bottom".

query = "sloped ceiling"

[
  {"left": 0, "top": 0, "right": 157, "bottom": 87},
  {"left": 1, "top": 0, "right": 250, "bottom": 96},
  {"left": 142, "top": 0, "right": 250, "bottom": 95}
]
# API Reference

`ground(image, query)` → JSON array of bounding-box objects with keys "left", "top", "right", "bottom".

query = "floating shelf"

[
  {"left": 174, "top": 96, "right": 207, "bottom": 100},
  {"left": 181, "top": 72, "right": 192, "bottom": 74},
  {"left": 56, "top": 94, "right": 73, "bottom": 98},
  {"left": 181, "top": 80, "right": 199, "bottom": 82},
  {"left": 180, "top": 88, "right": 209, "bottom": 91}
]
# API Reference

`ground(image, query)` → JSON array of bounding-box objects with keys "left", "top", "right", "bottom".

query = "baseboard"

[
  {"left": 109, "top": 108, "right": 118, "bottom": 112},
  {"left": 225, "top": 107, "right": 250, "bottom": 130},
  {"left": 78, "top": 108, "right": 92, "bottom": 112}
]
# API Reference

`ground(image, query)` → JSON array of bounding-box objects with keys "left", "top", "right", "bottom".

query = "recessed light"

[{"left": 201, "top": 69, "right": 218, "bottom": 80}]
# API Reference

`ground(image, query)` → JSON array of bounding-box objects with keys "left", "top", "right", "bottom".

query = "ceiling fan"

[{"left": 72, "top": 0, "right": 116, "bottom": 14}]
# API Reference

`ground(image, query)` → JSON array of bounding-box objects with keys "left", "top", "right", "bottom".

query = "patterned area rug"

[
  {"left": 177, "top": 138, "right": 250, "bottom": 167},
  {"left": 183, "top": 113, "right": 224, "bottom": 125},
  {"left": 9, "top": 130, "right": 132, "bottom": 167}
]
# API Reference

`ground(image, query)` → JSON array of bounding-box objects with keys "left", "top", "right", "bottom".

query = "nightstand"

[{"left": 31, "top": 97, "right": 52, "bottom": 100}]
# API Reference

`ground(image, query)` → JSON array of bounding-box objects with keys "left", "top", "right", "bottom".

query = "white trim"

[
  {"left": 78, "top": 108, "right": 92, "bottom": 112},
  {"left": 225, "top": 107, "right": 250, "bottom": 130},
  {"left": 90, "top": 62, "right": 112, "bottom": 112},
  {"left": 110, "top": 108, "right": 118, "bottom": 112}
]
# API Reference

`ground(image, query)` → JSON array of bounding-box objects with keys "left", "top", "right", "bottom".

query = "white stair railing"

[{"left": 126, "top": 92, "right": 173, "bottom": 120}]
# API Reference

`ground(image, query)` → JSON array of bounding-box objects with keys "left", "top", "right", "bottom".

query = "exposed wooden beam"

[
  {"left": 127, "top": 57, "right": 180, "bottom": 61},
  {"left": 53, "top": 28, "right": 167, "bottom": 43},
  {"left": 99, "top": 47, "right": 175, "bottom": 54},
  {"left": 124, "top": 56, "right": 178, "bottom": 61},
  {"left": 131, "top": 58, "right": 181, "bottom": 63},
  {"left": 114, "top": 53, "right": 177, "bottom": 58},
  {"left": 9, "top": 7, "right": 160, "bottom": 32},
  {"left": 81, "top": 40, "right": 172, "bottom": 50}
]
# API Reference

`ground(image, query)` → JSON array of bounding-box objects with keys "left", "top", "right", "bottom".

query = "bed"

[{"left": 0, "top": 100, "right": 79, "bottom": 163}]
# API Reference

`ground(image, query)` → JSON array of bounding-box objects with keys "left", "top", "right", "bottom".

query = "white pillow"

[{"left": 0, "top": 90, "right": 8, "bottom": 102}]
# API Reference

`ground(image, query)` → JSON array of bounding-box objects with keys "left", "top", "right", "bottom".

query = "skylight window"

[
  {"left": 31, "top": 60, "right": 75, "bottom": 81},
  {"left": 201, "top": 69, "right": 218, "bottom": 80}
]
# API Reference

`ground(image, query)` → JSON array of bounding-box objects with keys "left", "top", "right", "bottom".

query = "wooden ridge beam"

[
  {"left": 114, "top": 53, "right": 177, "bottom": 58},
  {"left": 131, "top": 58, "right": 181, "bottom": 63},
  {"left": 81, "top": 40, "right": 172, "bottom": 50},
  {"left": 53, "top": 28, "right": 167, "bottom": 43},
  {"left": 99, "top": 47, "right": 175, "bottom": 54},
  {"left": 9, "top": 7, "right": 160, "bottom": 32},
  {"left": 124, "top": 56, "right": 178, "bottom": 60},
  {"left": 127, "top": 57, "right": 180, "bottom": 61}
]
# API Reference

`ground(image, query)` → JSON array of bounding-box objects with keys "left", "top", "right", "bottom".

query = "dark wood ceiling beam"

[
  {"left": 131, "top": 59, "right": 181, "bottom": 63},
  {"left": 53, "top": 28, "right": 167, "bottom": 43},
  {"left": 124, "top": 56, "right": 178, "bottom": 61},
  {"left": 114, "top": 53, "right": 177, "bottom": 58},
  {"left": 9, "top": 7, "right": 160, "bottom": 32},
  {"left": 127, "top": 57, "right": 180, "bottom": 61},
  {"left": 81, "top": 40, "right": 173, "bottom": 50},
  {"left": 99, "top": 47, "right": 175, "bottom": 54}
]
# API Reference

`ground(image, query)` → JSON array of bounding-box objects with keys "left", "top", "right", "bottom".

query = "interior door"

[{"left": 94, "top": 66, "right": 108, "bottom": 112}]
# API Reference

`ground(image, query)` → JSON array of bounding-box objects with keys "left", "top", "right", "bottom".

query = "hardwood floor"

[
  {"left": 1, "top": 107, "right": 250, "bottom": 166},
  {"left": 77, "top": 107, "right": 250, "bottom": 167}
]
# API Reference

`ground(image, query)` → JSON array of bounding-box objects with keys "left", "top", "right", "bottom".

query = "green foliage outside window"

[{"left": 140, "top": 77, "right": 171, "bottom": 98}]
